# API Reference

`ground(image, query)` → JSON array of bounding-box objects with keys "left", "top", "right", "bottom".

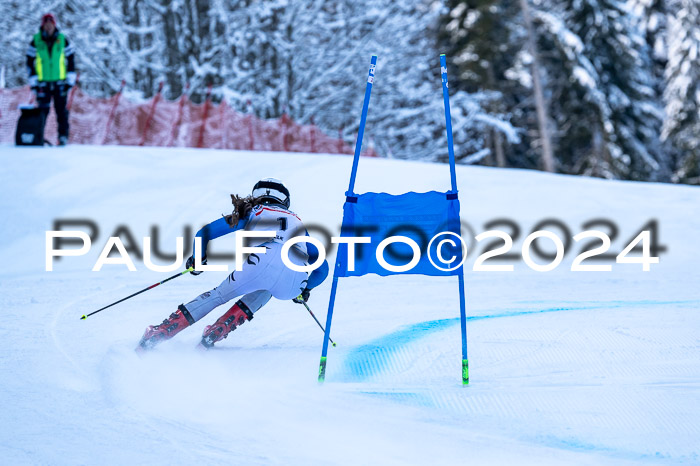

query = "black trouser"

[{"left": 36, "top": 82, "right": 70, "bottom": 139}]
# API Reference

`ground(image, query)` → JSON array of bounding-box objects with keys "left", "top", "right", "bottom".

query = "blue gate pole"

[
  {"left": 440, "top": 54, "right": 469, "bottom": 385},
  {"left": 440, "top": 54, "right": 458, "bottom": 193},
  {"left": 458, "top": 273, "right": 469, "bottom": 384},
  {"left": 319, "top": 55, "right": 377, "bottom": 383},
  {"left": 346, "top": 55, "right": 377, "bottom": 196},
  {"left": 318, "top": 276, "right": 340, "bottom": 382}
]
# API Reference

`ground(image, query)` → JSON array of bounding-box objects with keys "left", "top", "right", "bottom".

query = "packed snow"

[{"left": 1, "top": 145, "right": 699, "bottom": 464}]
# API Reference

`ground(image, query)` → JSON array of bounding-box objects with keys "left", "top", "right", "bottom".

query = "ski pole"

[
  {"left": 80, "top": 267, "right": 193, "bottom": 320},
  {"left": 299, "top": 301, "right": 336, "bottom": 347}
]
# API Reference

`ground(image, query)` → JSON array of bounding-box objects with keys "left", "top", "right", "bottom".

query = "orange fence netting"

[{"left": 0, "top": 85, "right": 377, "bottom": 157}]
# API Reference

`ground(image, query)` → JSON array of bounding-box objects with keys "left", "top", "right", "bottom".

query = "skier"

[
  {"left": 137, "top": 178, "right": 329, "bottom": 350},
  {"left": 26, "top": 13, "right": 76, "bottom": 146}
]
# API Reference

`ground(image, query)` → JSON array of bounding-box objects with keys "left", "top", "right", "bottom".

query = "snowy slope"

[{"left": 1, "top": 145, "right": 699, "bottom": 465}]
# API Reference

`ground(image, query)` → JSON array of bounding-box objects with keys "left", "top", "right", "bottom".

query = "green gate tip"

[{"left": 80, "top": 315, "right": 86, "bottom": 320}]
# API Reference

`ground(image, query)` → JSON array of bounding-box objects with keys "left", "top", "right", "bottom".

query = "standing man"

[{"left": 26, "top": 13, "right": 76, "bottom": 146}]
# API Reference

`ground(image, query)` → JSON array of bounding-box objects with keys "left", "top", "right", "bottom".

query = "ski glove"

[
  {"left": 186, "top": 255, "right": 207, "bottom": 275},
  {"left": 293, "top": 287, "right": 311, "bottom": 304}
]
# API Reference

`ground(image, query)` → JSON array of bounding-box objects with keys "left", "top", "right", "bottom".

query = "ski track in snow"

[
  {"left": 48, "top": 283, "right": 130, "bottom": 384},
  {"left": 1, "top": 145, "right": 699, "bottom": 465}
]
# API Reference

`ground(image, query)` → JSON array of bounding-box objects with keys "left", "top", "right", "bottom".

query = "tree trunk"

[
  {"left": 493, "top": 128, "right": 506, "bottom": 167},
  {"left": 519, "top": 0, "right": 555, "bottom": 172},
  {"left": 161, "top": 0, "right": 183, "bottom": 98}
]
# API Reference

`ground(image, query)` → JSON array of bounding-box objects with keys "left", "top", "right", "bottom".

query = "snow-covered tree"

[
  {"left": 532, "top": 9, "right": 615, "bottom": 177},
  {"left": 0, "top": 1, "right": 36, "bottom": 89},
  {"left": 216, "top": 0, "right": 517, "bottom": 162},
  {"left": 6, "top": 0, "right": 698, "bottom": 184},
  {"left": 663, "top": 0, "right": 700, "bottom": 184},
  {"left": 293, "top": 0, "right": 518, "bottom": 162},
  {"left": 548, "top": 0, "right": 668, "bottom": 180},
  {"left": 631, "top": 0, "right": 669, "bottom": 94},
  {"left": 439, "top": 0, "right": 529, "bottom": 168},
  {"left": 441, "top": 0, "right": 676, "bottom": 181}
]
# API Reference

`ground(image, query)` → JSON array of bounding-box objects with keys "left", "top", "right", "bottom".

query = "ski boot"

[
  {"left": 198, "top": 300, "right": 254, "bottom": 350},
  {"left": 136, "top": 305, "right": 195, "bottom": 352}
]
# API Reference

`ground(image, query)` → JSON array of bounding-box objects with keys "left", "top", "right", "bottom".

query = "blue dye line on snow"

[
  {"left": 335, "top": 299, "right": 699, "bottom": 462},
  {"left": 340, "top": 299, "right": 700, "bottom": 382},
  {"left": 535, "top": 435, "right": 679, "bottom": 462}
]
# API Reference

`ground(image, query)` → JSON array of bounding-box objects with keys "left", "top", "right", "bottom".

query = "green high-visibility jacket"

[{"left": 33, "top": 32, "right": 66, "bottom": 82}]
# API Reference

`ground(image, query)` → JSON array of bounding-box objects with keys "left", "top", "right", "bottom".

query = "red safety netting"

[{"left": 0, "top": 85, "right": 377, "bottom": 157}]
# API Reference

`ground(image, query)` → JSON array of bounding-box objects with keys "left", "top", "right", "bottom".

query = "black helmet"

[{"left": 252, "top": 178, "right": 290, "bottom": 208}]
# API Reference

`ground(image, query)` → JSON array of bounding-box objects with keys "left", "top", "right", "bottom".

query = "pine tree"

[
  {"left": 440, "top": 0, "right": 675, "bottom": 180},
  {"left": 564, "top": 0, "right": 667, "bottom": 180},
  {"left": 663, "top": 0, "right": 700, "bottom": 184},
  {"left": 289, "top": 0, "right": 517, "bottom": 162},
  {"left": 439, "top": 0, "right": 531, "bottom": 168},
  {"left": 630, "top": 0, "right": 669, "bottom": 95},
  {"left": 120, "top": 0, "right": 159, "bottom": 97},
  {"left": 533, "top": 9, "right": 616, "bottom": 177}
]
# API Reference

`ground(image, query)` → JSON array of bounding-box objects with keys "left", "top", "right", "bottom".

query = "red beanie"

[{"left": 41, "top": 13, "right": 56, "bottom": 25}]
